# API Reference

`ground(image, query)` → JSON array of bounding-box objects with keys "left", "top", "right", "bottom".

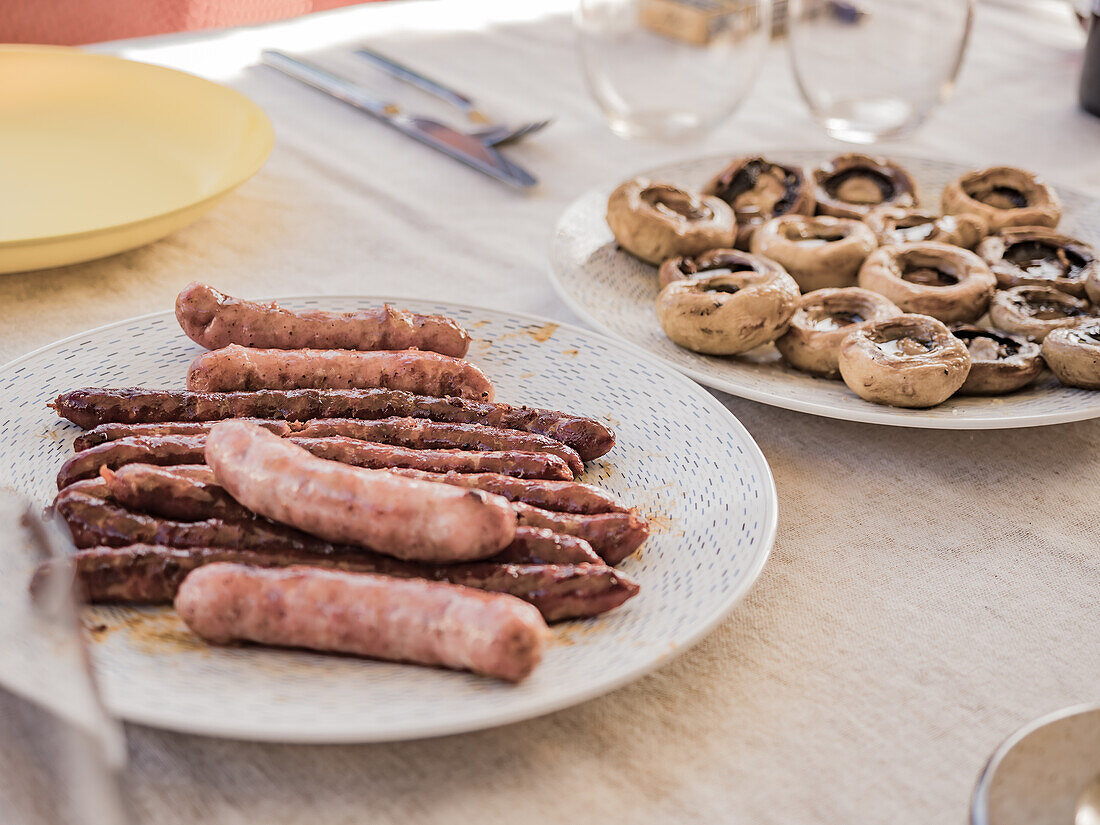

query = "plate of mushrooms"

[{"left": 549, "top": 151, "right": 1100, "bottom": 428}]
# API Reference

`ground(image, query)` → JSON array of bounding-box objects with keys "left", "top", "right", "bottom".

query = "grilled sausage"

[
  {"left": 175, "top": 563, "right": 549, "bottom": 681},
  {"left": 294, "top": 417, "right": 584, "bottom": 475},
  {"left": 205, "top": 422, "right": 516, "bottom": 562},
  {"left": 293, "top": 435, "right": 572, "bottom": 480},
  {"left": 74, "top": 420, "right": 292, "bottom": 451},
  {"left": 390, "top": 468, "right": 628, "bottom": 515},
  {"left": 33, "top": 544, "right": 638, "bottom": 621},
  {"left": 187, "top": 345, "right": 494, "bottom": 401},
  {"left": 63, "top": 433, "right": 571, "bottom": 488},
  {"left": 49, "top": 388, "right": 615, "bottom": 461},
  {"left": 56, "top": 435, "right": 206, "bottom": 489},
  {"left": 513, "top": 502, "right": 650, "bottom": 564},
  {"left": 175, "top": 282, "right": 471, "bottom": 357},
  {"left": 100, "top": 464, "right": 601, "bottom": 565}
]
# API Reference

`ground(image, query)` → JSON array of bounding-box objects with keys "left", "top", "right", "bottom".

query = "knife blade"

[{"left": 261, "top": 50, "right": 537, "bottom": 189}]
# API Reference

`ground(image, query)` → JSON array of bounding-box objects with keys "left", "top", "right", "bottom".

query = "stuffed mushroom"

[
  {"left": 656, "top": 268, "right": 801, "bottom": 355},
  {"left": 1041, "top": 322, "right": 1100, "bottom": 389},
  {"left": 988, "top": 286, "right": 1095, "bottom": 342},
  {"left": 838, "top": 314, "right": 971, "bottom": 407},
  {"left": 750, "top": 215, "right": 877, "bottom": 291},
  {"left": 812, "top": 154, "right": 918, "bottom": 219},
  {"left": 657, "top": 248, "right": 788, "bottom": 290},
  {"left": 942, "top": 166, "right": 1061, "bottom": 231},
  {"left": 977, "top": 227, "right": 1097, "bottom": 298},
  {"left": 703, "top": 157, "right": 815, "bottom": 248},
  {"left": 776, "top": 287, "right": 903, "bottom": 378},
  {"left": 857, "top": 242, "right": 996, "bottom": 324},
  {"left": 864, "top": 205, "right": 986, "bottom": 250},
  {"left": 607, "top": 178, "right": 736, "bottom": 265},
  {"left": 951, "top": 325, "right": 1044, "bottom": 395}
]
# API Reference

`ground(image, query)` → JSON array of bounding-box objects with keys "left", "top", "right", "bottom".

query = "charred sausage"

[
  {"left": 63, "top": 433, "right": 572, "bottom": 488},
  {"left": 49, "top": 387, "right": 615, "bottom": 461},
  {"left": 73, "top": 420, "right": 292, "bottom": 452},
  {"left": 513, "top": 503, "right": 650, "bottom": 565},
  {"left": 205, "top": 422, "right": 516, "bottom": 562},
  {"left": 175, "top": 282, "right": 471, "bottom": 357},
  {"left": 389, "top": 468, "right": 628, "bottom": 515},
  {"left": 175, "top": 563, "right": 549, "bottom": 682},
  {"left": 56, "top": 435, "right": 206, "bottom": 489},
  {"left": 293, "top": 417, "right": 584, "bottom": 476},
  {"left": 187, "top": 345, "right": 494, "bottom": 401},
  {"left": 292, "top": 435, "right": 572, "bottom": 480},
  {"left": 34, "top": 544, "right": 639, "bottom": 621}
]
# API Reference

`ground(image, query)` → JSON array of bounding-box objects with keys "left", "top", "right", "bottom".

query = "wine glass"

[
  {"left": 788, "top": 0, "right": 973, "bottom": 144},
  {"left": 576, "top": 0, "right": 773, "bottom": 140}
]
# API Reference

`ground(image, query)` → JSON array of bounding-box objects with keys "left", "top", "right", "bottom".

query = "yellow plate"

[{"left": 0, "top": 45, "right": 274, "bottom": 273}]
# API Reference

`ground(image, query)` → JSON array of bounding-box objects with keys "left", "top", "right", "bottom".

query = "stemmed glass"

[
  {"left": 576, "top": 0, "right": 773, "bottom": 139},
  {"left": 787, "top": 0, "right": 974, "bottom": 144}
]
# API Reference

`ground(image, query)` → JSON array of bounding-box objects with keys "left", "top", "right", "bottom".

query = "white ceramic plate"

[
  {"left": 549, "top": 151, "right": 1100, "bottom": 429},
  {"left": 0, "top": 298, "right": 776, "bottom": 743}
]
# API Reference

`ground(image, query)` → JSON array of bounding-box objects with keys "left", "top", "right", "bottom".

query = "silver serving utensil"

[
  {"left": 21, "top": 501, "right": 133, "bottom": 825},
  {"left": 353, "top": 46, "right": 554, "bottom": 146},
  {"left": 471, "top": 118, "right": 554, "bottom": 148},
  {"left": 972, "top": 704, "right": 1100, "bottom": 825},
  {"left": 261, "top": 50, "right": 537, "bottom": 189}
]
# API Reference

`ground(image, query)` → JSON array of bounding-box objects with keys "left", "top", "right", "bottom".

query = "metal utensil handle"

[
  {"left": 262, "top": 50, "right": 390, "bottom": 117},
  {"left": 355, "top": 46, "right": 474, "bottom": 111}
]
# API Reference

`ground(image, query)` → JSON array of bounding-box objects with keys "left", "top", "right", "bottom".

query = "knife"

[{"left": 261, "top": 50, "right": 537, "bottom": 189}]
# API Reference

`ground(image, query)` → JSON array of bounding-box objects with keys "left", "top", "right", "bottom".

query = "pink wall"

[{"left": 0, "top": 0, "right": 382, "bottom": 46}]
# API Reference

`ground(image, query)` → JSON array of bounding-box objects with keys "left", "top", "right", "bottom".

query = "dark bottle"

[{"left": 1081, "top": 1, "right": 1100, "bottom": 117}]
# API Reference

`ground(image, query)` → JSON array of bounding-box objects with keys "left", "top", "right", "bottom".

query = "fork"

[{"left": 354, "top": 46, "right": 553, "bottom": 146}]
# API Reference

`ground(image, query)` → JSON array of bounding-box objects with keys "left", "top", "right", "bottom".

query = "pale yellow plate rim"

[{"left": 0, "top": 44, "right": 275, "bottom": 250}]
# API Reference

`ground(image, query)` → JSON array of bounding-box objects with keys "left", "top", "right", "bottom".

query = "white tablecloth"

[{"left": 2, "top": 1, "right": 1099, "bottom": 822}]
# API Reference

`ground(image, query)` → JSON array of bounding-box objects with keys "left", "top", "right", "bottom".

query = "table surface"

[{"left": 2, "top": 1, "right": 1099, "bottom": 823}]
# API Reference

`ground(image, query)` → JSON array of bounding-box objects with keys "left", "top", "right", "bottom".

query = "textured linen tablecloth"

[{"left": 2, "top": 1, "right": 1099, "bottom": 822}]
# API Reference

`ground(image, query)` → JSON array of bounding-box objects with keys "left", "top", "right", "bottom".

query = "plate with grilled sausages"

[
  {"left": 551, "top": 151, "right": 1100, "bottom": 428},
  {"left": 0, "top": 283, "right": 776, "bottom": 742}
]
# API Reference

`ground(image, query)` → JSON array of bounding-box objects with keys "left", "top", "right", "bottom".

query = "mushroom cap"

[
  {"left": 776, "top": 287, "right": 903, "bottom": 378},
  {"left": 1088, "top": 265, "right": 1100, "bottom": 306},
  {"left": 988, "top": 285, "right": 1095, "bottom": 342},
  {"left": 864, "top": 205, "right": 986, "bottom": 250},
  {"left": 951, "top": 325, "right": 1045, "bottom": 396},
  {"left": 703, "top": 156, "right": 815, "bottom": 249},
  {"left": 838, "top": 313, "right": 971, "bottom": 408},
  {"left": 812, "top": 154, "right": 919, "bottom": 219},
  {"left": 607, "top": 178, "right": 736, "bottom": 266},
  {"left": 1041, "top": 322, "right": 1100, "bottom": 389},
  {"left": 656, "top": 267, "right": 801, "bottom": 355},
  {"left": 857, "top": 242, "right": 996, "bottom": 324},
  {"left": 941, "top": 166, "right": 1061, "bottom": 231},
  {"left": 977, "top": 226, "right": 1097, "bottom": 298},
  {"left": 751, "top": 215, "right": 877, "bottom": 291},
  {"left": 657, "top": 248, "right": 788, "bottom": 290}
]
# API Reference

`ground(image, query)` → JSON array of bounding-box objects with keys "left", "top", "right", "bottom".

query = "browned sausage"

[
  {"left": 64, "top": 433, "right": 571, "bottom": 488},
  {"left": 206, "top": 422, "right": 516, "bottom": 562},
  {"left": 187, "top": 346, "right": 495, "bottom": 401},
  {"left": 49, "top": 388, "right": 615, "bottom": 461},
  {"left": 175, "top": 282, "right": 471, "bottom": 357},
  {"left": 35, "top": 544, "right": 639, "bottom": 621},
  {"left": 100, "top": 464, "right": 600, "bottom": 565},
  {"left": 55, "top": 488, "right": 335, "bottom": 554},
  {"left": 293, "top": 417, "right": 584, "bottom": 476},
  {"left": 175, "top": 563, "right": 549, "bottom": 682},
  {"left": 293, "top": 435, "right": 572, "bottom": 480},
  {"left": 390, "top": 468, "right": 628, "bottom": 515},
  {"left": 56, "top": 435, "right": 206, "bottom": 489},
  {"left": 513, "top": 502, "right": 650, "bottom": 565},
  {"left": 73, "top": 420, "right": 293, "bottom": 452}
]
